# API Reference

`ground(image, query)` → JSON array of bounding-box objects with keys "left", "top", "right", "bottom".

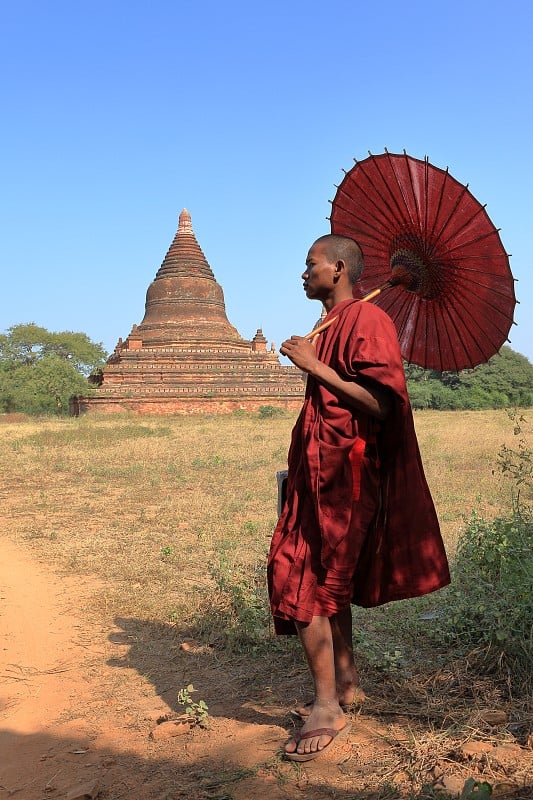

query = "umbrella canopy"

[{"left": 329, "top": 151, "right": 516, "bottom": 371}]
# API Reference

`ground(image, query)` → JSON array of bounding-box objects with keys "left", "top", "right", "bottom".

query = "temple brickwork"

[{"left": 75, "top": 209, "right": 304, "bottom": 414}]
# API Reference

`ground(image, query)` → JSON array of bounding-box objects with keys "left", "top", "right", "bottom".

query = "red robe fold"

[{"left": 268, "top": 298, "right": 450, "bottom": 634}]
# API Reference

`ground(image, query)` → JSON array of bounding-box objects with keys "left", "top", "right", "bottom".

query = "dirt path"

[
  {"left": 0, "top": 536, "right": 126, "bottom": 798},
  {"left": 0, "top": 536, "right": 324, "bottom": 799},
  {"left": 1, "top": 536, "right": 531, "bottom": 800}
]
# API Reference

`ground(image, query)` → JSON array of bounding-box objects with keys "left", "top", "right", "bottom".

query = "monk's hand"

[{"left": 280, "top": 336, "right": 319, "bottom": 373}]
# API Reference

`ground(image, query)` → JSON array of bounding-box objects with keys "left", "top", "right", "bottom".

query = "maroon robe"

[{"left": 268, "top": 298, "right": 450, "bottom": 634}]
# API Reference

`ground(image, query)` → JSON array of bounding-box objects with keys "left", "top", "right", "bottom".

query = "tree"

[
  {"left": 0, "top": 323, "right": 107, "bottom": 414},
  {"left": 406, "top": 346, "right": 533, "bottom": 410}
]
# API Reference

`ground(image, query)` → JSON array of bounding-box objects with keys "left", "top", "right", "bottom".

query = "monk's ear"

[{"left": 334, "top": 259, "right": 346, "bottom": 277}]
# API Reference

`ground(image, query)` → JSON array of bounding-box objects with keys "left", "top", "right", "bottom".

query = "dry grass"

[
  {"left": 413, "top": 410, "right": 523, "bottom": 552},
  {"left": 1, "top": 409, "right": 519, "bottom": 603},
  {"left": 1, "top": 409, "right": 531, "bottom": 797},
  {"left": 1, "top": 412, "right": 295, "bottom": 621},
  {"left": 0, "top": 408, "right": 525, "bottom": 669}
]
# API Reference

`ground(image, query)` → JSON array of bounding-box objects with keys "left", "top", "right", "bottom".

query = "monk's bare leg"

[
  {"left": 285, "top": 615, "right": 346, "bottom": 757},
  {"left": 293, "top": 607, "right": 365, "bottom": 718},
  {"left": 330, "top": 606, "right": 365, "bottom": 706}
]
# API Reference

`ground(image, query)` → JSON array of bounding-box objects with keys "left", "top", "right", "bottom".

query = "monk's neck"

[{"left": 322, "top": 288, "right": 354, "bottom": 313}]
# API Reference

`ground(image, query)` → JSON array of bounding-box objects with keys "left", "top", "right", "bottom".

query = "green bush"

[
  {"left": 436, "top": 512, "right": 532, "bottom": 660},
  {"left": 258, "top": 405, "right": 285, "bottom": 418},
  {"left": 427, "top": 414, "right": 532, "bottom": 691}
]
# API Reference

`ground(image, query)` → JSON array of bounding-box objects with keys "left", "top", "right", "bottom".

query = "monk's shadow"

[{"left": 107, "top": 615, "right": 302, "bottom": 730}]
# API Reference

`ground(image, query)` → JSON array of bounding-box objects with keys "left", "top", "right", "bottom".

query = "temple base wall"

[{"left": 73, "top": 395, "right": 303, "bottom": 415}]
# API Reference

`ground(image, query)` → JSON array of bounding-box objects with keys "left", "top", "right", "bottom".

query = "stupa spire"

[
  {"left": 177, "top": 208, "right": 193, "bottom": 233},
  {"left": 137, "top": 209, "right": 243, "bottom": 347},
  {"left": 155, "top": 208, "right": 215, "bottom": 281}
]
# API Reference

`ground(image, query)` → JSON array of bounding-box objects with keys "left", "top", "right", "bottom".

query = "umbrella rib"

[
  {"left": 446, "top": 251, "right": 509, "bottom": 263},
  {"left": 445, "top": 228, "right": 506, "bottom": 254},
  {"left": 368, "top": 153, "right": 413, "bottom": 229},
  {"left": 344, "top": 161, "right": 406, "bottom": 230},
  {"left": 334, "top": 186, "right": 399, "bottom": 240},
  {"left": 333, "top": 195, "right": 395, "bottom": 246},
  {"left": 432, "top": 181, "right": 470, "bottom": 246},
  {"left": 444, "top": 258, "right": 512, "bottom": 277},
  {"left": 438, "top": 204, "right": 493, "bottom": 250},
  {"left": 430, "top": 299, "right": 448, "bottom": 372},
  {"left": 442, "top": 287, "right": 507, "bottom": 360},
  {"left": 446, "top": 276, "right": 516, "bottom": 304},
  {"left": 380, "top": 289, "right": 414, "bottom": 354},
  {"left": 449, "top": 280, "right": 514, "bottom": 337},
  {"left": 437, "top": 299, "right": 471, "bottom": 370},
  {"left": 382, "top": 151, "right": 417, "bottom": 228},
  {"left": 424, "top": 156, "right": 429, "bottom": 243},
  {"left": 403, "top": 151, "right": 423, "bottom": 234},
  {"left": 428, "top": 166, "right": 450, "bottom": 243}
]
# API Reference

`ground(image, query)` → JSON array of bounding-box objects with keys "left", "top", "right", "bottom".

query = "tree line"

[
  {"left": 405, "top": 346, "right": 533, "bottom": 410},
  {"left": 1, "top": 323, "right": 532, "bottom": 415}
]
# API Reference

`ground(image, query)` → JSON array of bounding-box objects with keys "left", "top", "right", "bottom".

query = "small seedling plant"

[{"left": 177, "top": 684, "right": 209, "bottom": 727}]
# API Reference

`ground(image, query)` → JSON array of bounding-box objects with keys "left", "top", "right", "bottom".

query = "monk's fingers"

[{"left": 281, "top": 337, "right": 301, "bottom": 349}]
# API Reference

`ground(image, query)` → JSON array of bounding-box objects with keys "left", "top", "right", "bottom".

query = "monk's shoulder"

[{"left": 346, "top": 300, "right": 397, "bottom": 336}]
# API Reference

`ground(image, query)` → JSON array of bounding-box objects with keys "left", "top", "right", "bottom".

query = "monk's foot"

[
  {"left": 285, "top": 701, "right": 346, "bottom": 758},
  {"left": 336, "top": 663, "right": 364, "bottom": 708},
  {"left": 339, "top": 683, "right": 366, "bottom": 708},
  {"left": 293, "top": 685, "right": 365, "bottom": 718}
]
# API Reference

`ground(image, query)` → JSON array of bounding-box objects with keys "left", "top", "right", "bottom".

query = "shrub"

[
  {"left": 190, "top": 552, "right": 272, "bottom": 653},
  {"left": 427, "top": 413, "right": 532, "bottom": 692},
  {"left": 436, "top": 512, "right": 532, "bottom": 658},
  {"left": 258, "top": 405, "right": 285, "bottom": 418}
]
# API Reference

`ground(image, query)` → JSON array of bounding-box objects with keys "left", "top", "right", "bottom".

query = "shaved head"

[{"left": 314, "top": 234, "right": 364, "bottom": 285}]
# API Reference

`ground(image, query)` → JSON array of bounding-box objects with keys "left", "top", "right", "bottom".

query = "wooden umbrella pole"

[{"left": 304, "top": 283, "right": 389, "bottom": 339}]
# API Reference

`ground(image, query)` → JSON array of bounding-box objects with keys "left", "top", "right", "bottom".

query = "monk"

[{"left": 268, "top": 234, "right": 450, "bottom": 761}]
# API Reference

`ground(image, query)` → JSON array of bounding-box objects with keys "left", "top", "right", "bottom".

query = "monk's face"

[{"left": 302, "top": 241, "right": 337, "bottom": 301}]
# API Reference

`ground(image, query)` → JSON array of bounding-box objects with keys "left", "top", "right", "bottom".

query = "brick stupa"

[{"left": 75, "top": 210, "right": 304, "bottom": 414}]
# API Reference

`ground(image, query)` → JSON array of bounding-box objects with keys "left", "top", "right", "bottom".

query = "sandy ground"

[
  {"left": 0, "top": 535, "right": 367, "bottom": 800},
  {"left": 1, "top": 535, "right": 532, "bottom": 800}
]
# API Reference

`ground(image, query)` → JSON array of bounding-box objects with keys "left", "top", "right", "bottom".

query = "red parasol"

[{"left": 327, "top": 150, "right": 516, "bottom": 371}]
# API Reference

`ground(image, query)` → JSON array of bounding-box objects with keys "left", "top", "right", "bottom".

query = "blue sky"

[{"left": 1, "top": 0, "right": 532, "bottom": 365}]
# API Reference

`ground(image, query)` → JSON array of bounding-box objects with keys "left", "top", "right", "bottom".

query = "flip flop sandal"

[{"left": 284, "top": 722, "right": 351, "bottom": 762}]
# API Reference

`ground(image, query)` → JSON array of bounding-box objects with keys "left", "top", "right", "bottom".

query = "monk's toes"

[
  {"left": 303, "top": 735, "right": 330, "bottom": 754},
  {"left": 316, "top": 734, "right": 333, "bottom": 752}
]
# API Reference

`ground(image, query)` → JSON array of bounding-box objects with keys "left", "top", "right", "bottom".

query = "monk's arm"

[
  {"left": 309, "top": 360, "right": 391, "bottom": 420},
  {"left": 280, "top": 335, "right": 391, "bottom": 421}
]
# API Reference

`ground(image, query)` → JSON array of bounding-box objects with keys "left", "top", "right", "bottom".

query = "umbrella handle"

[{"left": 304, "top": 283, "right": 389, "bottom": 339}]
